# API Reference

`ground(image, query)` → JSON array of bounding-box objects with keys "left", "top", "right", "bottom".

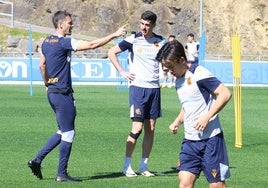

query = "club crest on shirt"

[
  {"left": 187, "top": 77, "right": 192, "bottom": 85},
  {"left": 211, "top": 169, "right": 217, "bottom": 178},
  {"left": 135, "top": 108, "right": 142, "bottom": 115},
  {"left": 137, "top": 48, "right": 143, "bottom": 53}
]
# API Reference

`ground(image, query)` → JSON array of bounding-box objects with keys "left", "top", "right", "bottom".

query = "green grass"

[{"left": 0, "top": 85, "right": 267, "bottom": 187}]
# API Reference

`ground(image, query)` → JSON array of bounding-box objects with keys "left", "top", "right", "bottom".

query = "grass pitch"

[{"left": 0, "top": 85, "right": 267, "bottom": 187}]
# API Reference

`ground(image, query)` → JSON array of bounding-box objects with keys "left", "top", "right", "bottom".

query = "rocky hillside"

[{"left": 0, "top": 0, "right": 267, "bottom": 58}]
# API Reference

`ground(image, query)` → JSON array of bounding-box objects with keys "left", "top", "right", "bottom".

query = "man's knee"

[{"left": 129, "top": 130, "right": 142, "bottom": 140}]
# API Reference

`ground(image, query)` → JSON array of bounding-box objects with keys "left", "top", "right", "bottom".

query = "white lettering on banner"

[
  {"left": 70, "top": 61, "right": 79, "bottom": 78},
  {"left": 70, "top": 61, "right": 122, "bottom": 79},
  {"left": 13, "top": 61, "right": 27, "bottom": 78},
  {"left": 82, "top": 62, "right": 103, "bottom": 78},
  {"left": 0, "top": 61, "right": 12, "bottom": 77},
  {"left": 0, "top": 61, "right": 27, "bottom": 78},
  {"left": 1, "top": 58, "right": 266, "bottom": 84}
]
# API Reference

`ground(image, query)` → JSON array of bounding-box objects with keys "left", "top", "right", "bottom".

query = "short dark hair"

[
  {"left": 187, "top": 33, "right": 194, "bottom": 38},
  {"left": 169, "top": 35, "right": 176, "bottom": 39},
  {"left": 52, "top": 10, "right": 72, "bottom": 29},
  {"left": 156, "top": 40, "right": 187, "bottom": 63},
  {"left": 141, "top": 11, "right": 157, "bottom": 25}
]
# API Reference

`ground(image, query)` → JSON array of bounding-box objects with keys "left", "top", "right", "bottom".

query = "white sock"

[{"left": 139, "top": 157, "right": 148, "bottom": 171}]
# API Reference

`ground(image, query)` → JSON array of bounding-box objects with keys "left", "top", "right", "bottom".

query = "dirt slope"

[{"left": 0, "top": 0, "right": 267, "bottom": 56}]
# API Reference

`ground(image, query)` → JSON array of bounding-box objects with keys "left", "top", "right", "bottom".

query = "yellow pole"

[{"left": 232, "top": 31, "right": 242, "bottom": 148}]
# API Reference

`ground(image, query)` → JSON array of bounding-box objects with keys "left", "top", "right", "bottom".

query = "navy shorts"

[
  {"left": 129, "top": 85, "right": 161, "bottom": 121},
  {"left": 47, "top": 92, "right": 76, "bottom": 132},
  {"left": 177, "top": 132, "right": 230, "bottom": 183}
]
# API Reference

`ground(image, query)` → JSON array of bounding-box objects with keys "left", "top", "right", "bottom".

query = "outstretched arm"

[{"left": 76, "top": 25, "right": 127, "bottom": 51}]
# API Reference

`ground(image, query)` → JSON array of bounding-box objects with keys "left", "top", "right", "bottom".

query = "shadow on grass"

[
  {"left": 79, "top": 167, "right": 177, "bottom": 181},
  {"left": 89, "top": 172, "right": 124, "bottom": 179}
]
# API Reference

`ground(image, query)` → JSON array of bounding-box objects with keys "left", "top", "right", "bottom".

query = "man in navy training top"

[{"left": 27, "top": 10, "right": 126, "bottom": 182}]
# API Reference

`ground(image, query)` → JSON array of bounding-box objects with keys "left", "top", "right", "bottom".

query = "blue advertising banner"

[
  {"left": 0, "top": 58, "right": 128, "bottom": 82},
  {"left": 203, "top": 60, "right": 268, "bottom": 84},
  {"left": 0, "top": 57, "right": 268, "bottom": 85}
]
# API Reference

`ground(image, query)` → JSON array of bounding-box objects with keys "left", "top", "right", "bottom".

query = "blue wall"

[
  {"left": 0, "top": 57, "right": 268, "bottom": 85},
  {"left": 202, "top": 60, "right": 268, "bottom": 84}
]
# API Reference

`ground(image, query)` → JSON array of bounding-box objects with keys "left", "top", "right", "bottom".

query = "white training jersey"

[
  {"left": 175, "top": 64, "right": 223, "bottom": 140},
  {"left": 119, "top": 32, "right": 166, "bottom": 88},
  {"left": 185, "top": 41, "right": 199, "bottom": 61}
]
